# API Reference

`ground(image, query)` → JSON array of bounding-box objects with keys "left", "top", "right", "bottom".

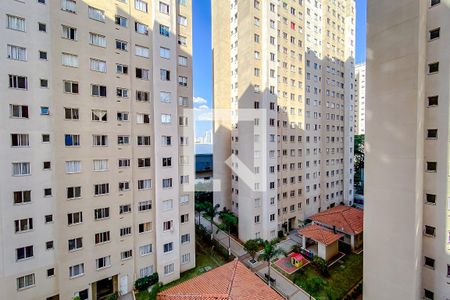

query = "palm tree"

[
  {"left": 203, "top": 202, "right": 221, "bottom": 240},
  {"left": 195, "top": 201, "right": 206, "bottom": 226},
  {"left": 219, "top": 208, "right": 238, "bottom": 255},
  {"left": 258, "top": 239, "right": 286, "bottom": 287}
]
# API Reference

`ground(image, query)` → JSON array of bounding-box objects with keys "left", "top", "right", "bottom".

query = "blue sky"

[{"left": 193, "top": 0, "right": 367, "bottom": 140}]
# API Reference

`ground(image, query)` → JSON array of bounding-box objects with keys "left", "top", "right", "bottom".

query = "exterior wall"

[
  {"left": 213, "top": 0, "right": 355, "bottom": 242},
  {"left": 354, "top": 64, "right": 365, "bottom": 135},
  {"left": 0, "top": 0, "right": 194, "bottom": 298},
  {"left": 365, "top": 0, "right": 428, "bottom": 299},
  {"left": 319, "top": 241, "right": 338, "bottom": 262}
]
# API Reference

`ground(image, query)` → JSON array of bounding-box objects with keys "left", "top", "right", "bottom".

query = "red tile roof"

[
  {"left": 157, "top": 259, "right": 283, "bottom": 300},
  {"left": 310, "top": 205, "right": 364, "bottom": 235},
  {"left": 298, "top": 224, "right": 343, "bottom": 246}
]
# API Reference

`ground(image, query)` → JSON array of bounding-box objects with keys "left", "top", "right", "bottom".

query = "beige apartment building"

[
  {"left": 213, "top": 0, "right": 356, "bottom": 242},
  {"left": 354, "top": 63, "right": 365, "bottom": 135},
  {"left": 365, "top": 0, "right": 450, "bottom": 299},
  {"left": 0, "top": 0, "right": 195, "bottom": 299}
]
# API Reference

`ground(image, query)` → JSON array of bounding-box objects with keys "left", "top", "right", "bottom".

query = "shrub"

[
  {"left": 303, "top": 276, "right": 325, "bottom": 294},
  {"left": 106, "top": 293, "right": 117, "bottom": 300},
  {"left": 134, "top": 273, "right": 159, "bottom": 292},
  {"left": 290, "top": 244, "right": 302, "bottom": 254},
  {"left": 149, "top": 283, "right": 161, "bottom": 300},
  {"left": 312, "top": 256, "right": 329, "bottom": 276},
  {"left": 73, "top": 297, "right": 81, "bottom": 300}
]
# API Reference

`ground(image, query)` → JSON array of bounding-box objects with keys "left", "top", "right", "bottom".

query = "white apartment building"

[
  {"left": 213, "top": 0, "right": 355, "bottom": 242},
  {"left": 354, "top": 63, "right": 365, "bottom": 135},
  {"left": 365, "top": 0, "right": 450, "bottom": 299},
  {"left": 0, "top": 0, "right": 195, "bottom": 299}
]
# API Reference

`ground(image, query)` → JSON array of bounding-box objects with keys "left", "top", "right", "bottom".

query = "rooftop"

[
  {"left": 310, "top": 205, "right": 364, "bottom": 235},
  {"left": 298, "top": 224, "right": 343, "bottom": 246},
  {"left": 157, "top": 259, "right": 283, "bottom": 300}
]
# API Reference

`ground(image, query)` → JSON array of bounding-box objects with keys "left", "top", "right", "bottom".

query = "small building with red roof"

[
  {"left": 157, "top": 259, "right": 284, "bottom": 300},
  {"left": 298, "top": 224, "right": 343, "bottom": 261},
  {"left": 309, "top": 205, "right": 364, "bottom": 250}
]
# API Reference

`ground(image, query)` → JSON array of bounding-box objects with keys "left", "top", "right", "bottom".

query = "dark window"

[
  {"left": 426, "top": 162, "right": 437, "bottom": 172},
  {"left": 40, "top": 79, "right": 48, "bottom": 88},
  {"left": 424, "top": 256, "right": 435, "bottom": 268},
  {"left": 429, "top": 28, "right": 440, "bottom": 40},
  {"left": 42, "top": 134, "right": 50, "bottom": 142},
  {"left": 431, "top": 0, "right": 440, "bottom": 6},
  {"left": 45, "top": 214, "right": 53, "bottom": 223},
  {"left": 424, "top": 289, "right": 434, "bottom": 300},
  {"left": 43, "top": 161, "right": 51, "bottom": 169},
  {"left": 44, "top": 188, "right": 52, "bottom": 197},
  {"left": 428, "top": 62, "right": 439, "bottom": 73},
  {"left": 425, "top": 194, "right": 436, "bottom": 204},
  {"left": 39, "top": 51, "right": 48, "bottom": 60},
  {"left": 47, "top": 268, "right": 54, "bottom": 277},
  {"left": 427, "top": 129, "right": 438, "bottom": 139},
  {"left": 38, "top": 23, "right": 47, "bottom": 32},
  {"left": 427, "top": 96, "right": 438, "bottom": 106},
  {"left": 38, "top": 0, "right": 46, "bottom": 3},
  {"left": 424, "top": 225, "right": 436, "bottom": 237},
  {"left": 46, "top": 241, "right": 54, "bottom": 249}
]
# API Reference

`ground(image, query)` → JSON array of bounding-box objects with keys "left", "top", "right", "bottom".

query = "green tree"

[
  {"left": 312, "top": 256, "right": 329, "bottom": 277},
  {"left": 219, "top": 208, "right": 238, "bottom": 255},
  {"left": 203, "top": 202, "right": 221, "bottom": 240},
  {"left": 258, "top": 239, "right": 286, "bottom": 287},
  {"left": 354, "top": 134, "right": 365, "bottom": 193},
  {"left": 243, "top": 239, "right": 261, "bottom": 262}
]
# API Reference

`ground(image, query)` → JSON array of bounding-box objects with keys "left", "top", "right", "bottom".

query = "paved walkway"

[{"left": 196, "top": 213, "right": 314, "bottom": 300}]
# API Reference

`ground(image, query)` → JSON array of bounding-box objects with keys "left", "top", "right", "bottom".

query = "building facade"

[
  {"left": 0, "top": 0, "right": 195, "bottom": 299},
  {"left": 365, "top": 0, "right": 450, "bottom": 299},
  {"left": 354, "top": 63, "right": 365, "bottom": 135},
  {"left": 213, "top": 0, "right": 356, "bottom": 242}
]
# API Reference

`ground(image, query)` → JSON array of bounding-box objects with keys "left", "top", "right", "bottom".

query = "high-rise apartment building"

[
  {"left": 354, "top": 63, "right": 365, "bottom": 135},
  {"left": 0, "top": 0, "right": 195, "bottom": 299},
  {"left": 213, "top": 0, "right": 356, "bottom": 242},
  {"left": 365, "top": 0, "right": 449, "bottom": 299}
]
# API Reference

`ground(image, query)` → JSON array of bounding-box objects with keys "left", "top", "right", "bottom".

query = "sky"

[{"left": 192, "top": 0, "right": 367, "bottom": 144}]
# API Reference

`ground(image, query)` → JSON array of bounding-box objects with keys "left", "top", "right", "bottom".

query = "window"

[
  {"left": 162, "top": 157, "right": 172, "bottom": 167},
  {"left": 136, "top": 90, "right": 150, "bottom": 101},
  {"left": 181, "top": 253, "right": 190, "bottom": 264},
  {"left": 68, "top": 237, "right": 83, "bottom": 251},
  {"left": 178, "top": 96, "right": 188, "bottom": 106},
  {"left": 178, "top": 56, "right": 188, "bottom": 66},
  {"left": 424, "top": 225, "right": 436, "bottom": 237},
  {"left": 119, "top": 181, "right": 130, "bottom": 192},
  {"left": 46, "top": 241, "right": 54, "bottom": 250},
  {"left": 16, "top": 274, "right": 35, "bottom": 290},
  {"left": 43, "top": 161, "right": 51, "bottom": 170},
  {"left": 160, "top": 69, "right": 171, "bottom": 81},
  {"left": 88, "top": 6, "right": 105, "bottom": 22},
  {"left": 15, "top": 218, "right": 33, "bottom": 233},
  {"left": 62, "top": 53, "right": 79, "bottom": 67},
  {"left": 163, "top": 242, "right": 173, "bottom": 253},
  {"left": 121, "top": 250, "right": 133, "bottom": 260},
  {"left": 95, "top": 231, "right": 110, "bottom": 244},
  {"left": 93, "top": 159, "right": 108, "bottom": 172},
  {"left": 138, "top": 179, "right": 151, "bottom": 190},
  {"left": 428, "top": 62, "right": 439, "bottom": 73},
  {"left": 159, "top": 2, "right": 170, "bottom": 14},
  {"left": 94, "top": 207, "right": 110, "bottom": 220},
  {"left": 61, "top": 0, "right": 76, "bottom": 12},
  {"left": 91, "top": 85, "right": 107, "bottom": 97},
  {"left": 40, "top": 106, "right": 50, "bottom": 115},
  {"left": 424, "top": 289, "right": 434, "bottom": 300},
  {"left": 116, "top": 88, "right": 129, "bottom": 98},
  {"left": 162, "top": 178, "right": 173, "bottom": 188},
  {"left": 16, "top": 245, "right": 33, "bottom": 261},
  {"left": 181, "top": 214, "right": 189, "bottom": 224},
  {"left": 13, "top": 190, "right": 31, "bottom": 204},
  {"left": 136, "top": 68, "right": 150, "bottom": 80},
  {"left": 90, "top": 59, "right": 107, "bottom": 73},
  {"left": 162, "top": 199, "right": 173, "bottom": 210},
  {"left": 160, "top": 47, "right": 170, "bottom": 59},
  {"left": 65, "top": 134, "right": 80, "bottom": 146},
  {"left": 65, "top": 160, "right": 81, "bottom": 173},
  {"left": 68, "top": 212, "right": 83, "bottom": 225},
  {"left": 7, "top": 45, "right": 27, "bottom": 61},
  {"left": 426, "top": 162, "right": 437, "bottom": 172},
  {"left": 92, "top": 109, "right": 108, "bottom": 121},
  {"left": 38, "top": 23, "right": 47, "bottom": 32},
  {"left": 118, "top": 159, "right": 131, "bottom": 168},
  {"left": 161, "top": 114, "right": 171, "bottom": 124},
  {"left": 178, "top": 76, "right": 188, "bottom": 86},
  {"left": 180, "top": 195, "right": 189, "bottom": 204},
  {"left": 117, "top": 135, "right": 129, "bottom": 145},
  {"left": 178, "top": 35, "right": 187, "bottom": 46},
  {"left": 96, "top": 256, "right": 111, "bottom": 270},
  {"left": 10, "top": 105, "right": 28, "bottom": 118},
  {"left": 117, "top": 112, "right": 129, "bottom": 121},
  {"left": 69, "top": 263, "right": 84, "bottom": 278},
  {"left": 118, "top": 204, "right": 131, "bottom": 214},
  {"left": 65, "top": 108, "right": 79, "bottom": 120},
  {"left": 424, "top": 256, "right": 435, "bottom": 269},
  {"left": 64, "top": 80, "right": 79, "bottom": 94},
  {"left": 11, "top": 134, "right": 29, "bottom": 147},
  {"left": 62, "top": 25, "right": 76, "bottom": 40},
  {"left": 139, "top": 244, "right": 152, "bottom": 256},
  {"left": 164, "top": 263, "right": 174, "bottom": 275},
  {"left": 116, "top": 40, "right": 128, "bottom": 51},
  {"left": 116, "top": 64, "right": 128, "bottom": 74},
  {"left": 47, "top": 268, "right": 54, "bottom": 277},
  {"left": 181, "top": 233, "right": 190, "bottom": 244},
  {"left": 178, "top": 15, "right": 187, "bottom": 26},
  {"left": 140, "top": 266, "right": 153, "bottom": 278},
  {"left": 254, "top": 215, "right": 260, "bottom": 224},
  {"left": 425, "top": 194, "right": 436, "bottom": 205},
  {"left": 160, "top": 24, "right": 170, "bottom": 37},
  {"left": 162, "top": 136, "right": 172, "bottom": 146},
  {"left": 429, "top": 28, "right": 440, "bottom": 40},
  {"left": 9, "top": 75, "right": 27, "bottom": 89},
  {"left": 135, "top": 45, "right": 149, "bottom": 58},
  {"left": 139, "top": 222, "right": 152, "bottom": 233},
  {"left": 431, "top": 0, "right": 440, "bottom": 6},
  {"left": 138, "top": 158, "right": 151, "bottom": 168},
  {"left": 39, "top": 51, "right": 47, "bottom": 60},
  {"left": 44, "top": 188, "right": 52, "bottom": 197},
  {"left": 180, "top": 175, "right": 189, "bottom": 184},
  {"left": 12, "top": 162, "right": 30, "bottom": 176},
  {"left": 94, "top": 183, "right": 109, "bottom": 195},
  {"left": 427, "top": 129, "right": 438, "bottom": 139},
  {"left": 137, "top": 113, "right": 150, "bottom": 124},
  {"left": 115, "top": 15, "right": 128, "bottom": 27},
  {"left": 135, "top": 0, "right": 148, "bottom": 12},
  {"left": 163, "top": 220, "right": 173, "bottom": 231},
  {"left": 120, "top": 227, "right": 132, "bottom": 237},
  {"left": 135, "top": 22, "right": 148, "bottom": 35},
  {"left": 7, "top": 15, "right": 26, "bottom": 32},
  {"left": 178, "top": 0, "right": 187, "bottom": 5},
  {"left": 42, "top": 134, "right": 50, "bottom": 142},
  {"left": 138, "top": 200, "right": 152, "bottom": 211},
  {"left": 137, "top": 136, "right": 151, "bottom": 145},
  {"left": 427, "top": 96, "right": 438, "bottom": 106},
  {"left": 160, "top": 92, "right": 171, "bottom": 103}
]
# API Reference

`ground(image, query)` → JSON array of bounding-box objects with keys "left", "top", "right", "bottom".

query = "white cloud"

[
  {"left": 197, "top": 104, "right": 210, "bottom": 110},
  {"left": 194, "top": 104, "right": 213, "bottom": 121},
  {"left": 193, "top": 96, "right": 208, "bottom": 105}
]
